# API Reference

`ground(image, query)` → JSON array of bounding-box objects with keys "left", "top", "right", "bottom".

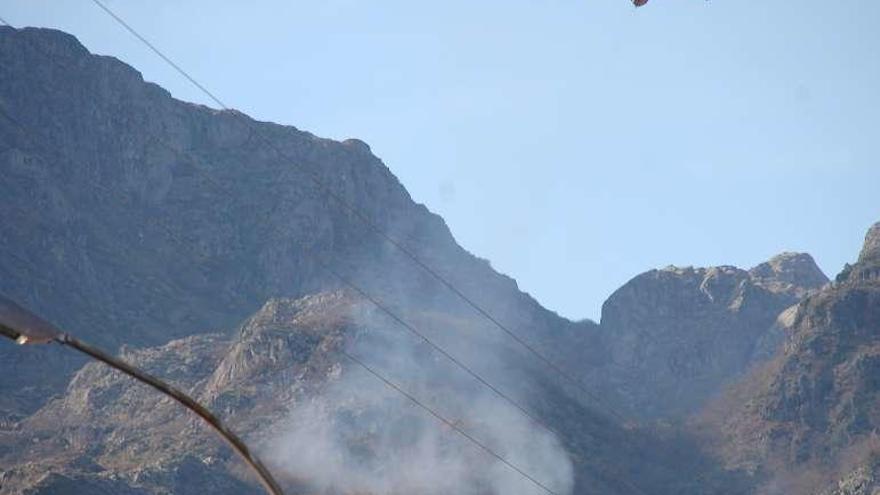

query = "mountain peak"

[
  {"left": 748, "top": 252, "right": 828, "bottom": 293},
  {"left": 859, "top": 221, "right": 880, "bottom": 264},
  {"left": 0, "top": 26, "right": 90, "bottom": 59}
]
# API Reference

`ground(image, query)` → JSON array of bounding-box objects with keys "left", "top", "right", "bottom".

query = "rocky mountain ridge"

[
  {"left": 699, "top": 222, "right": 880, "bottom": 494},
  {"left": 1, "top": 25, "right": 875, "bottom": 495}
]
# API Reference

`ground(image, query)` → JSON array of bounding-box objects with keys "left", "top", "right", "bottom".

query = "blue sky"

[{"left": 5, "top": 1, "right": 879, "bottom": 321}]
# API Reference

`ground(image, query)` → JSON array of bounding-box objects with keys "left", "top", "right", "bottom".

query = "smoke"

[{"left": 268, "top": 305, "right": 574, "bottom": 495}]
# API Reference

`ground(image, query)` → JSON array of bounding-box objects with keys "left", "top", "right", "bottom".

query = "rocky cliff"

[{"left": 699, "top": 222, "right": 880, "bottom": 494}]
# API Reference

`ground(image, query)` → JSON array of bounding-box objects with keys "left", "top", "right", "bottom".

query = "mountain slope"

[{"left": 699, "top": 222, "right": 880, "bottom": 494}]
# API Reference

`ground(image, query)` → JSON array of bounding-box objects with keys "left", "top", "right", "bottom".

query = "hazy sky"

[{"left": 5, "top": 1, "right": 879, "bottom": 321}]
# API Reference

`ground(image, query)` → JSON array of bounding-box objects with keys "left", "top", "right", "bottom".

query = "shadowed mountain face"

[{"left": 699, "top": 222, "right": 880, "bottom": 494}]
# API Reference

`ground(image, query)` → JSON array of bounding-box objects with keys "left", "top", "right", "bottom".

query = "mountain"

[
  {"left": 0, "top": 25, "right": 598, "bottom": 420},
  {"left": 2, "top": 24, "right": 870, "bottom": 495},
  {"left": 0, "top": 26, "right": 733, "bottom": 495},
  {"left": 698, "top": 222, "right": 880, "bottom": 494},
  {"left": 594, "top": 253, "right": 828, "bottom": 419}
]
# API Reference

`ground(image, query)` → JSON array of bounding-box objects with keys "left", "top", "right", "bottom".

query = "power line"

[
  {"left": 317, "top": 258, "right": 554, "bottom": 431},
  {"left": 297, "top": 257, "right": 656, "bottom": 495},
  {"left": 86, "top": 0, "right": 629, "bottom": 426},
  {"left": 340, "top": 348, "right": 561, "bottom": 495}
]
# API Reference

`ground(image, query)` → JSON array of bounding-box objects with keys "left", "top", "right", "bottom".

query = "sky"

[{"left": 4, "top": 1, "right": 879, "bottom": 321}]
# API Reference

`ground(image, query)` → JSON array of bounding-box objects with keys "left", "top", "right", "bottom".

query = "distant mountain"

[
  {"left": 699, "top": 222, "right": 880, "bottom": 494},
  {"left": 594, "top": 252, "right": 828, "bottom": 419}
]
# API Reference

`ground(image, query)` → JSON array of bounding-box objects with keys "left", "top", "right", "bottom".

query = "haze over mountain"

[{"left": 1, "top": 27, "right": 877, "bottom": 495}]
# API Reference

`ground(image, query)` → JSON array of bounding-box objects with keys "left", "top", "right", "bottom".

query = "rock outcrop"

[
  {"left": 859, "top": 222, "right": 880, "bottom": 264},
  {"left": 699, "top": 221, "right": 880, "bottom": 494}
]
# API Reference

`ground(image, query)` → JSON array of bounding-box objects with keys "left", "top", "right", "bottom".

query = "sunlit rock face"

[{"left": 749, "top": 252, "right": 830, "bottom": 297}]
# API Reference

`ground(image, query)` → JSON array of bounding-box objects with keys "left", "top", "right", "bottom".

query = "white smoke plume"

[{"left": 268, "top": 306, "right": 574, "bottom": 495}]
